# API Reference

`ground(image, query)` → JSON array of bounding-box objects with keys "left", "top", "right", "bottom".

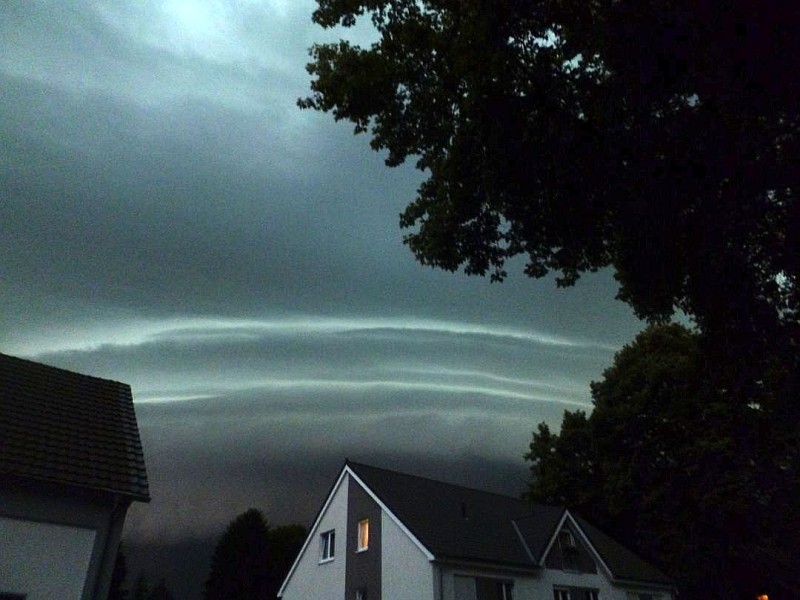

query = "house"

[
  {"left": 279, "top": 461, "right": 674, "bottom": 600},
  {"left": 0, "top": 353, "right": 150, "bottom": 600}
]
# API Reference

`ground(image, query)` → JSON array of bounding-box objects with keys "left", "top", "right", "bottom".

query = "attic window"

[
  {"left": 559, "top": 529, "right": 577, "bottom": 550},
  {"left": 320, "top": 529, "right": 335, "bottom": 562},
  {"left": 357, "top": 518, "right": 370, "bottom": 551},
  {"left": 558, "top": 529, "right": 578, "bottom": 571}
]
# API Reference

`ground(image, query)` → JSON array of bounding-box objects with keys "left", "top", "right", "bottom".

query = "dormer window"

[
  {"left": 357, "top": 518, "right": 370, "bottom": 551},
  {"left": 558, "top": 529, "right": 578, "bottom": 571},
  {"left": 320, "top": 529, "right": 335, "bottom": 562},
  {"left": 559, "top": 529, "right": 577, "bottom": 550}
]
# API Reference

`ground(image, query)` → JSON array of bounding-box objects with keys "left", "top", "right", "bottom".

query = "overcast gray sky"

[{"left": 1, "top": 0, "right": 645, "bottom": 590}]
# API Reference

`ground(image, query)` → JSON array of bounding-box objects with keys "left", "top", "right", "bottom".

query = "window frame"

[
  {"left": 554, "top": 588, "right": 571, "bottom": 600},
  {"left": 319, "top": 529, "right": 336, "bottom": 563},
  {"left": 357, "top": 518, "right": 370, "bottom": 552}
]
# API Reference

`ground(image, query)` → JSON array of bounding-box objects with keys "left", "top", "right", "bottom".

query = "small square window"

[
  {"left": 320, "top": 529, "right": 335, "bottom": 562},
  {"left": 357, "top": 518, "right": 370, "bottom": 551}
]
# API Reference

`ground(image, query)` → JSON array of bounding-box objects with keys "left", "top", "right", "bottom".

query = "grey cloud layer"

[{"left": 1, "top": 0, "right": 645, "bottom": 576}]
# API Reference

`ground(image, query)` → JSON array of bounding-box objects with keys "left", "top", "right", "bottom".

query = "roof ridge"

[
  {"left": 345, "top": 459, "right": 526, "bottom": 502},
  {"left": 0, "top": 352, "right": 129, "bottom": 388}
]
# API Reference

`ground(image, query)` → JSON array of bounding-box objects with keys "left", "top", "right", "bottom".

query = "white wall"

[
  {"left": 0, "top": 516, "right": 96, "bottom": 600},
  {"left": 280, "top": 473, "right": 349, "bottom": 600},
  {"left": 439, "top": 564, "right": 669, "bottom": 600},
  {"left": 381, "top": 510, "right": 434, "bottom": 599},
  {"left": 534, "top": 564, "right": 621, "bottom": 599}
]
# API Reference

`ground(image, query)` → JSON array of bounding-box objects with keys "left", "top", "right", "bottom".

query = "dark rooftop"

[
  {"left": 346, "top": 461, "right": 672, "bottom": 585},
  {"left": 0, "top": 353, "right": 150, "bottom": 501}
]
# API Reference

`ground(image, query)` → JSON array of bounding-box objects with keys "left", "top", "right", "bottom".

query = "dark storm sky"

[{"left": 0, "top": 0, "right": 644, "bottom": 547}]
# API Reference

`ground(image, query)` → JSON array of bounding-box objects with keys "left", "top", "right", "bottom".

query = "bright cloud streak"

[
  {"left": 136, "top": 377, "right": 591, "bottom": 407},
  {"left": 7, "top": 315, "right": 614, "bottom": 357}
]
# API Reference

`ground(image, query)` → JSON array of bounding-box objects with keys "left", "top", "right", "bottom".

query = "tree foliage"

[
  {"left": 525, "top": 324, "right": 800, "bottom": 598},
  {"left": 204, "top": 508, "right": 306, "bottom": 600},
  {"left": 301, "top": 0, "right": 799, "bottom": 394}
]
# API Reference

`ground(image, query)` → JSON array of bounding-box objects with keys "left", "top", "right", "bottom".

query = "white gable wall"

[
  {"left": 280, "top": 473, "right": 349, "bottom": 600},
  {"left": 536, "top": 565, "right": 620, "bottom": 598},
  {"left": 381, "top": 509, "right": 434, "bottom": 599},
  {"left": 0, "top": 516, "right": 95, "bottom": 600}
]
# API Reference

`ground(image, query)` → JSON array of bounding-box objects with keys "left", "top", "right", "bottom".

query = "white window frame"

[
  {"left": 357, "top": 518, "right": 370, "bottom": 552},
  {"left": 320, "top": 529, "right": 335, "bottom": 562}
]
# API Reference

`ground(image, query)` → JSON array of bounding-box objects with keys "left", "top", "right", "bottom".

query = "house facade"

[
  {"left": 279, "top": 461, "right": 674, "bottom": 600},
  {"left": 0, "top": 353, "right": 150, "bottom": 600}
]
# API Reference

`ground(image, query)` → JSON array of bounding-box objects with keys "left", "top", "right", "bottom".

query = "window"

[
  {"left": 559, "top": 529, "right": 577, "bottom": 550},
  {"left": 554, "top": 589, "right": 571, "bottom": 600},
  {"left": 497, "top": 582, "right": 513, "bottom": 600},
  {"left": 558, "top": 529, "right": 578, "bottom": 571},
  {"left": 473, "top": 577, "right": 513, "bottom": 600},
  {"left": 357, "top": 518, "right": 370, "bottom": 551},
  {"left": 320, "top": 529, "right": 335, "bottom": 562}
]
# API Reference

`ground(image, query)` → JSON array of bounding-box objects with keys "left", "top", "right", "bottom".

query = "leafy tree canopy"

[
  {"left": 525, "top": 324, "right": 799, "bottom": 598},
  {"left": 302, "top": 0, "right": 798, "bottom": 376}
]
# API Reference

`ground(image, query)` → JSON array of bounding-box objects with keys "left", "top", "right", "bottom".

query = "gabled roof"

[
  {"left": 348, "top": 461, "right": 536, "bottom": 568},
  {"left": 0, "top": 353, "right": 150, "bottom": 501},
  {"left": 574, "top": 516, "right": 673, "bottom": 585},
  {"left": 347, "top": 461, "right": 672, "bottom": 585}
]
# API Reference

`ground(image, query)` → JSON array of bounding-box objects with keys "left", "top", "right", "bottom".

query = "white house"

[
  {"left": 279, "top": 461, "right": 675, "bottom": 600},
  {"left": 0, "top": 353, "right": 150, "bottom": 600}
]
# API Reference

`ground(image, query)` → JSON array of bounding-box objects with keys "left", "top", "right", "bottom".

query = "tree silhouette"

[
  {"left": 301, "top": 0, "right": 799, "bottom": 410},
  {"left": 526, "top": 324, "right": 800, "bottom": 598},
  {"left": 204, "top": 509, "right": 307, "bottom": 599},
  {"left": 147, "top": 579, "right": 176, "bottom": 600}
]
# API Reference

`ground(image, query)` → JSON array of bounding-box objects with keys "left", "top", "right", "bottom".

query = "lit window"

[
  {"left": 320, "top": 529, "right": 335, "bottom": 562},
  {"left": 357, "top": 518, "right": 370, "bottom": 551}
]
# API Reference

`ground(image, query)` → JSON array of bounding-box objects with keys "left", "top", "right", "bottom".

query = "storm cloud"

[{"left": 1, "top": 1, "right": 644, "bottom": 596}]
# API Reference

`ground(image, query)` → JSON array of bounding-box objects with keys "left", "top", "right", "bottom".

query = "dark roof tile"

[
  {"left": 0, "top": 353, "right": 150, "bottom": 501},
  {"left": 347, "top": 461, "right": 672, "bottom": 586}
]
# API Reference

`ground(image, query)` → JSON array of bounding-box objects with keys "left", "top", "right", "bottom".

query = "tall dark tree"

[
  {"left": 264, "top": 524, "right": 307, "bottom": 599},
  {"left": 204, "top": 508, "right": 272, "bottom": 600},
  {"left": 204, "top": 509, "right": 306, "bottom": 600},
  {"left": 525, "top": 324, "right": 800, "bottom": 599},
  {"left": 147, "top": 579, "right": 176, "bottom": 600},
  {"left": 301, "top": 0, "right": 799, "bottom": 404},
  {"left": 131, "top": 573, "right": 149, "bottom": 600}
]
